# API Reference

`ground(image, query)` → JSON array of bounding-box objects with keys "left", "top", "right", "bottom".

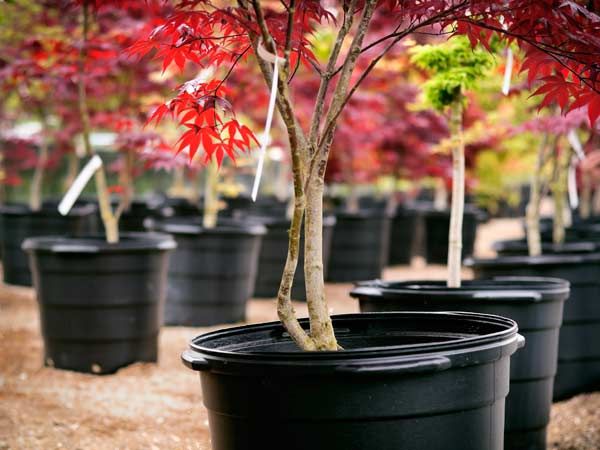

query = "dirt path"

[{"left": 0, "top": 219, "right": 598, "bottom": 449}]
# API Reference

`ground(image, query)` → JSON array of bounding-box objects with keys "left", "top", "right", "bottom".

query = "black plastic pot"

[
  {"left": 221, "top": 195, "right": 288, "bottom": 220},
  {"left": 148, "top": 219, "right": 265, "bottom": 326},
  {"left": 493, "top": 239, "right": 599, "bottom": 256},
  {"left": 119, "top": 199, "right": 162, "bottom": 232},
  {"left": 388, "top": 206, "right": 419, "bottom": 265},
  {"left": 182, "top": 312, "right": 523, "bottom": 450},
  {"left": 466, "top": 254, "right": 600, "bottom": 400},
  {"left": 0, "top": 203, "right": 98, "bottom": 286},
  {"left": 327, "top": 211, "right": 391, "bottom": 282},
  {"left": 156, "top": 197, "right": 202, "bottom": 219},
  {"left": 23, "top": 233, "right": 175, "bottom": 374},
  {"left": 351, "top": 278, "right": 568, "bottom": 450},
  {"left": 422, "top": 205, "right": 480, "bottom": 264},
  {"left": 253, "top": 216, "right": 335, "bottom": 301}
]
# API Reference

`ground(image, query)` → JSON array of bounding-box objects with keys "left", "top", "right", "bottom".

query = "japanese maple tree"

[{"left": 135, "top": 0, "right": 600, "bottom": 350}]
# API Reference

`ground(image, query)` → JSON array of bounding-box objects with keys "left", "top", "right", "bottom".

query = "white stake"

[
  {"left": 502, "top": 48, "right": 513, "bottom": 96},
  {"left": 58, "top": 155, "right": 103, "bottom": 216},
  {"left": 251, "top": 40, "right": 282, "bottom": 202}
]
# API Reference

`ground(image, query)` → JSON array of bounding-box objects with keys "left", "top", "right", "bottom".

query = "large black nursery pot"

[
  {"left": 351, "top": 278, "right": 568, "bottom": 450},
  {"left": 467, "top": 252, "right": 600, "bottom": 400},
  {"left": 422, "top": 204, "right": 480, "bottom": 264},
  {"left": 0, "top": 203, "right": 97, "bottom": 286},
  {"left": 327, "top": 210, "right": 391, "bottom": 282},
  {"left": 182, "top": 312, "right": 523, "bottom": 450},
  {"left": 23, "top": 232, "right": 175, "bottom": 374},
  {"left": 253, "top": 216, "right": 335, "bottom": 301},
  {"left": 148, "top": 219, "right": 265, "bottom": 326},
  {"left": 388, "top": 205, "right": 420, "bottom": 265}
]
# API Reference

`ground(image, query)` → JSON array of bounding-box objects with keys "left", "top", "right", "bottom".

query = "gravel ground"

[{"left": 0, "top": 218, "right": 598, "bottom": 449}]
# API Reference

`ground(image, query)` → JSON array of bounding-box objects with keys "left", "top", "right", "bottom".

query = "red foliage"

[{"left": 130, "top": 0, "right": 600, "bottom": 172}]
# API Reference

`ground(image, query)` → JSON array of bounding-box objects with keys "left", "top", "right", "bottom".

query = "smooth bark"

[{"left": 446, "top": 101, "right": 464, "bottom": 288}]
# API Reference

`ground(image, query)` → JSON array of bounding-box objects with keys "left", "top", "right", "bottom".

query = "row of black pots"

[
  {"left": 474, "top": 240, "right": 600, "bottom": 401},
  {"left": 388, "top": 203, "right": 483, "bottom": 265},
  {"left": 351, "top": 278, "right": 566, "bottom": 450}
]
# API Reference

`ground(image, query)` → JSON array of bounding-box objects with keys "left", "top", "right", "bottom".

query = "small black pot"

[
  {"left": 148, "top": 219, "right": 265, "bottom": 326},
  {"left": 466, "top": 253, "right": 600, "bottom": 400},
  {"left": 351, "top": 278, "right": 568, "bottom": 450},
  {"left": 327, "top": 211, "right": 391, "bottom": 282},
  {"left": 0, "top": 203, "right": 98, "bottom": 286},
  {"left": 119, "top": 199, "right": 162, "bottom": 232},
  {"left": 387, "top": 206, "right": 419, "bottom": 265},
  {"left": 253, "top": 216, "right": 336, "bottom": 301},
  {"left": 222, "top": 195, "right": 288, "bottom": 220},
  {"left": 182, "top": 312, "right": 523, "bottom": 450},
  {"left": 422, "top": 205, "right": 480, "bottom": 264},
  {"left": 493, "top": 239, "right": 599, "bottom": 256},
  {"left": 23, "top": 233, "right": 175, "bottom": 374}
]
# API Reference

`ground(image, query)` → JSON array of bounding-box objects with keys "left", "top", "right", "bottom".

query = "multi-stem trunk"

[
  {"left": 203, "top": 159, "right": 219, "bottom": 229},
  {"left": 446, "top": 101, "right": 465, "bottom": 288},
  {"left": 78, "top": 0, "right": 119, "bottom": 243},
  {"left": 526, "top": 135, "right": 549, "bottom": 257}
]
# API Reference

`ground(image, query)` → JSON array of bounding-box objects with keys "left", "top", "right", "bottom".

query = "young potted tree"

[
  {"left": 21, "top": 0, "right": 176, "bottom": 374},
  {"left": 0, "top": 9, "right": 97, "bottom": 286},
  {"left": 135, "top": 1, "right": 598, "bottom": 448},
  {"left": 469, "top": 111, "right": 600, "bottom": 400}
]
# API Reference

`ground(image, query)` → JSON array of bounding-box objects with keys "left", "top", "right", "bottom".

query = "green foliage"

[{"left": 411, "top": 36, "right": 495, "bottom": 110}]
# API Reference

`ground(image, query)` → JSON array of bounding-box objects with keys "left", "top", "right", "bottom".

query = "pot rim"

[
  {"left": 22, "top": 232, "right": 176, "bottom": 253},
  {"left": 187, "top": 311, "right": 519, "bottom": 363},
  {"left": 146, "top": 218, "right": 266, "bottom": 236},
  {"left": 0, "top": 202, "right": 97, "bottom": 217},
  {"left": 350, "top": 277, "right": 569, "bottom": 303},
  {"left": 465, "top": 252, "right": 600, "bottom": 267},
  {"left": 492, "top": 239, "right": 598, "bottom": 253}
]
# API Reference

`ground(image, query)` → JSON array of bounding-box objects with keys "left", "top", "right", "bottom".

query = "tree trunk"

[
  {"left": 346, "top": 183, "right": 359, "bottom": 213},
  {"left": 580, "top": 172, "right": 592, "bottom": 220},
  {"left": 78, "top": 0, "right": 119, "bottom": 243},
  {"left": 526, "top": 137, "right": 548, "bottom": 257},
  {"left": 29, "top": 138, "right": 48, "bottom": 212},
  {"left": 552, "top": 147, "right": 571, "bottom": 245},
  {"left": 433, "top": 178, "right": 448, "bottom": 210},
  {"left": 304, "top": 177, "right": 338, "bottom": 350},
  {"left": 63, "top": 152, "right": 79, "bottom": 193},
  {"left": 446, "top": 101, "right": 464, "bottom": 288},
  {"left": 203, "top": 159, "right": 219, "bottom": 229}
]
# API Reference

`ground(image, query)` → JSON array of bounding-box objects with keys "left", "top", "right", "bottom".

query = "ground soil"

[{"left": 0, "top": 218, "right": 598, "bottom": 449}]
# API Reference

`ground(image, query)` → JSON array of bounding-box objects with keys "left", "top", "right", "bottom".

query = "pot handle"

[
  {"left": 349, "top": 286, "right": 383, "bottom": 299},
  {"left": 517, "top": 334, "right": 526, "bottom": 349},
  {"left": 181, "top": 349, "right": 211, "bottom": 371},
  {"left": 335, "top": 356, "right": 451, "bottom": 376}
]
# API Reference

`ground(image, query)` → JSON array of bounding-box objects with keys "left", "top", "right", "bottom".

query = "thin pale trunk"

[
  {"left": 580, "top": 172, "right": 592, "bottom": 220},
  {"left": 594, "top": 184, "right": 600, "bottom": 216},
  {"left": 433, "top": 179, "right": 448, "bottom": 210},
  {"left": 446, "top": 101, "right": 464, "bottom": 288},
  {"left": 78, "top": 0, "right": 118, "bottom": 243},
  {"left": 30, "top": 123, "right": 49, "bottom": 212},
  {"left": 63, "top": 152, "right": 79, "bottom": 193},
  {"left": 346, "top": 184, "right": 359, "bottom": 213},
  {"left": 169, "top": 166, "right": 187, "bottom": 198},
  {"left": 552, "top": 147, "right": 571, "bottom": 245},
  {"left": 304, "top": 178, "right": 338, "bottom": 350},
  {"left": 385, "top": 185, "right": 399, "bottom": 217},
  {"left": 203, "top": 159, "right": 219, "bottom": 229},
  {"left": 526, "top": 136, "right": 548, "bottom": 257}
]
